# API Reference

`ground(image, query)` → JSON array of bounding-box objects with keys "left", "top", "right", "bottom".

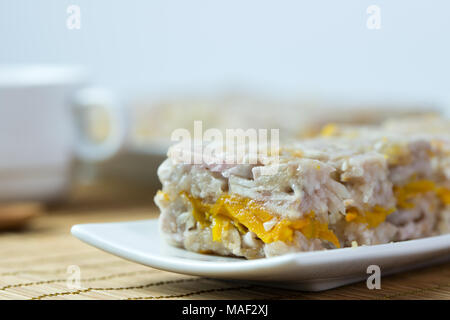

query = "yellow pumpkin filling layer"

[
  {"left": 181, "top": 192, "right": 340, "bottom": 248},
  {"left": 345, "top": 206, "right": 395, "bottom": 228},
  {"left": 344, "top": 180, "right": 449, "bottom": 227},
  {"left": 394, "top": 180, "right": 450, "bottom": 209},
  {"left": 437, "top": 187, "right": 450, "bottom": 205}
]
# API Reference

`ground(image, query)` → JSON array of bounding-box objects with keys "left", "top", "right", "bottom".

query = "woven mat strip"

[{"left": 0, "top": 207, "right": 449, "bottom": 300}]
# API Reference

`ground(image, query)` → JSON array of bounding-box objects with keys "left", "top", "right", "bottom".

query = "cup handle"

[{"left": 72, "top": 87, "right": 127, "bottom": 162}]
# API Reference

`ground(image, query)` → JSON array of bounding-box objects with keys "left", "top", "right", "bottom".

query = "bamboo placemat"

[{"left": 0, "top": 183, "right": 449, "bottom": 300}]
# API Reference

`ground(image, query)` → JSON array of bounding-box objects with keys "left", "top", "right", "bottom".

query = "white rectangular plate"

[{"left": 71, "top": 219, "right": 450, "bottom": 291}]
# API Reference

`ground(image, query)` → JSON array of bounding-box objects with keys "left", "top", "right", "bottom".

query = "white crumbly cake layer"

[{"left": 155, "top": 116, "right": 450, "bottom": 259}]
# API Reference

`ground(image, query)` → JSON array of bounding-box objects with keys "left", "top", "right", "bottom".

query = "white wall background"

[{"left": 1, "top": 1, "right": 449, "bottom": 111}]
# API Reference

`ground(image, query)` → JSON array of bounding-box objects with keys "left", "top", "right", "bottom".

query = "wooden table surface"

[{"left": 0, "top": 182, "right": 449, "bottom": 300}]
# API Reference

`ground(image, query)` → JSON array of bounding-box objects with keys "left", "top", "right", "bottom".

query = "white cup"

[{"left": 0, "top": 65, "right": 127, "bottom": 202}]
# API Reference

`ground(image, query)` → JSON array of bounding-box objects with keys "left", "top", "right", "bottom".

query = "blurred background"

[
  {"left": 0, "top": 0, "right": 450, "bottom": 103},
  {"left": 2, "top": 0, "right": 450, "bottom": 105},
  {"left": 0, "top": 0, "right": 449, "bottom": 229}
]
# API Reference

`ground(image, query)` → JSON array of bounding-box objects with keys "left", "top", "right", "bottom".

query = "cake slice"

[
  {"left": 320, "top": 115, "right": 450, "bottom": 239},
  {"left": 155, "top": 120, "right": 450, "bottom": 259}
]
